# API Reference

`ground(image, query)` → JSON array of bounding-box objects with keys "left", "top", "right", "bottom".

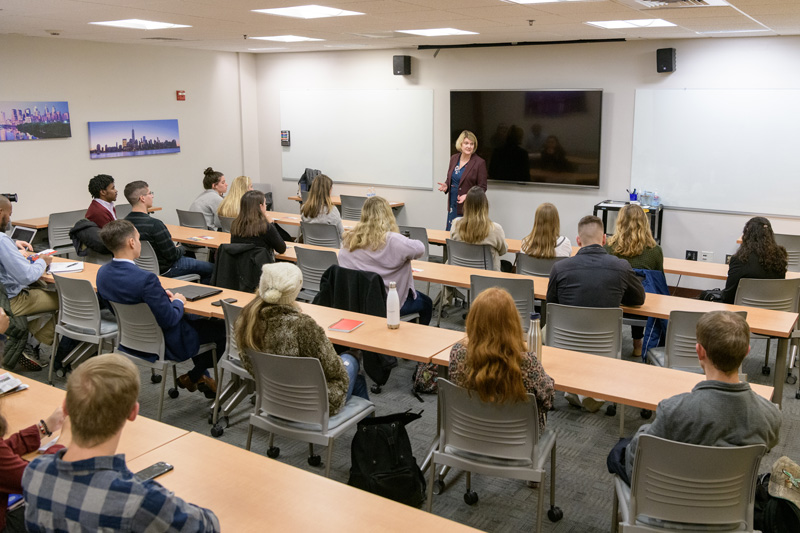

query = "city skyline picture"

[
  {"left": 88, "top": 119, "right": 180, "bottom": 159},
  {"left": 0, "top": 101, "right": 71, "bottom": 142}
]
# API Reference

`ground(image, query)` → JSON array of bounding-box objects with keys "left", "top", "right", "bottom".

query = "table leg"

[{"left": 774, "top": 337, "right": 788, "bottom": 408}]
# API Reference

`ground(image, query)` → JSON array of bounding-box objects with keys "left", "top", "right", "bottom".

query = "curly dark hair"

[
  {"left": 88, "top": 174, "right": 114, "bottom": 199},
  {"left": 733, "top": 216, "right": 788, "bottom": 274}
]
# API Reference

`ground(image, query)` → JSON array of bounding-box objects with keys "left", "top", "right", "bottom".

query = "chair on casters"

[
  {"left": 339, "top": 195, "right": 367, "bottom": 221},
  {"left": 49, "top": 275, "right": 118, "bottom": 384},
  {"left": 210, "top": 301, "right": 253, "bottom": 438},
  {"left": 611, "top": 435, "right": 766, "bottom": 533},
  {"left": 48, "top": 209, "right": 85, "bottom": 258},
  {"left": 176, "top": 209, "right": 211, "bottom": 261},
  {"left": 470, "top": 275, "right": 533, "bottom": 332},
  {"left": 516, "top": 253, "right": 567, "bottom": 325},
  {"left": 734, "top": 278, "right": 800, "bottom": 381},
  {"left": 218, "top": 216, "right": 235, "bottom": 233},
  {"left": 436, "top": 239, "right": 493, "bottom": 326},
  {"left": 135, "top": 241, "right": 200, "bottom": 282},
  {"left": 295, "top": 247, "right": 339, "bottom": 302},
  {"left": 300, "top": 222, "right": 340, "bottom": 248},
  {"left": 244, "top": 350, "right": 375, "bottom": 477},
  {"left": 110, "top": 302, "right": 218, "bottom": 422},
  {"left": 115, "top": 204, "right": 132, "bottom": 219},
  {"left": 426, "top": 379, "right": 562, "bottom": 533},
  {"left": 775, "top": 234, "right": 800, "bottom": 273},
  {"left": 399, "top": 225, "right": 432, "bottom": 294}
]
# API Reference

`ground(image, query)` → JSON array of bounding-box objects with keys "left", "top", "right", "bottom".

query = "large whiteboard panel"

[
  {"left": 280, "top": 89, "right": 433, "bottom": 189},
  {"left": 632, "top": 89, "right": 800, "bottom": 215}
]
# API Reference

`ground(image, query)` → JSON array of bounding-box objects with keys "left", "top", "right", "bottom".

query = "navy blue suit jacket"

[{"left": 97, "top": 260, "right": 199, "bottom": 361}]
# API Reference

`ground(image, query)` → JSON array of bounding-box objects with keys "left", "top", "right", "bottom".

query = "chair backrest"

[
  {"left": 110, "top": 302, "right": 166, "bottom": 360},
  {"left": 734, "top": 278, "right": 800, "bottom": 313},
  {"left": 134, "top": 240, "right": 160, "bottom": 275},
  {"left": 48, "top": 209, "right": 85, "bottom": 249},
  {"left": 515, "top": 253, "right": 567, "bottom": 277},
  {"left": 340, "top": 195, "right": 367, "bottom": 221},
  {"left": 438, "top": 379, "right": 538, "bottom": 463},
  {"left": 218, "top": 215, "right": 235, "bottom": 233},
  {"left": 252, "top": 183, "right": 273, "bottom": 210},
  {"left": 398, "top": 225, "right": 429, "bottom": 262},
  {"left": 662, "top": 310, "right": 747, "bottom": 371},
  {"left": 446, "top": 239, "right": 493, "bottom": 270},
  {"left": 246, "top": 350, "right": 331, "bottom": 431},
  {"left": 53, "top": 274, "right": 104, "bottom": 335},
  {"left": 774, "top": 233, "right": 800, "bottom": 272},
  {"left": 470, "top": 275, "right": 533, "bottom": 331},
  {"left": 629, "top": 434, "right": 766, "bottom": 530},
  {"left": 83, "top": 249, "right": 113, "bottom": 265},
  {"left": 300, "top": 190, "right": 309, "bottom": 204},
  {"left": 115, "top": 204, "right": 132, "bottom": 219},
  {"left": 221, "top": 300, "right": 243, "bottom": 362},
  {"left": 545, "top": 303, "right": 623, "bottom": 358},
  {"left": 176, "top": 209, "right": 208, "bottom": 229},
  {"left": 296, "top": 247, "right": 339, "bottom": 293},
  {"left": 300, "top": 221, "right": 340, "bottom": 248}
]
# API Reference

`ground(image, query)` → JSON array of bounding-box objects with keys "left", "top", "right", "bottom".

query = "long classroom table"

[
  {"left": 12, "top": 207, "right": 162, "bottom": 230},
  {"left": 288, "top": 195, "right": 405, "bottom": 209}
]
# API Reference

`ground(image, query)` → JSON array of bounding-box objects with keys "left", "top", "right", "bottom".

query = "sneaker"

[
  {"left": 564, "top": 392, "right": 582, "bottom": 408},
  {"left": 18, "top": 352, "right": 45, "bottom": 372},
  {"left": 581, "top": 396, "right": 605, "bottom": 413}
]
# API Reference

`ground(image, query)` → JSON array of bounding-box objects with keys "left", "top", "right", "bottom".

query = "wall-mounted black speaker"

[
  {"left": 393, "top": 55, "right": 411, "bottom": 76},
  {"left": 656, "top": 48, "right": 676, "bottom": 73}
]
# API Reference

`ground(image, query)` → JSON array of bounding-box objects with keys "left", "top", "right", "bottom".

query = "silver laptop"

[{"left": 10, "top": 226, "right": 36, "bottom": 243}]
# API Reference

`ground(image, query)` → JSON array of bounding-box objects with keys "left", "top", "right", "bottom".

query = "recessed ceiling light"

[
  {"left": 251, "top": 35, "right": 324, "bottom": 42},
  {"left": 248, "top": 47, "right": 289, "bottom": 51},
  {"left": 586, "top": 19, "right": 675, "bottom": 30},
  {"left": 89, "top": 19, "right": 190, "bottom": 30},
  {"left": 253, "top": 5, "right": 363, "bottom": 19},
  {"left": 397, "top": 28, "right": 478, "bottom": 37}
]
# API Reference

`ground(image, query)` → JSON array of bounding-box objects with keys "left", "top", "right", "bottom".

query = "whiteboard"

[
  {"left": 631, "top": 89, "right": 800, "bottom": 215},
  {"left": 280, "top": 89, "right": 433, "bottom": 190}
]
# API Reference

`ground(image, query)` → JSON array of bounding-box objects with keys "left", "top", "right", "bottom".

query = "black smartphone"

[
  {"left": 134, "top": 461, "right": 174, "bottom": 482},
  {"left": 211, "top": 298, "right": 238, "bottom": 307}
]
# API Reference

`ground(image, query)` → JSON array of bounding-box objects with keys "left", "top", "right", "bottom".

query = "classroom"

[{"left": 2, "top": 1, "right": 800, "bottom": 531}]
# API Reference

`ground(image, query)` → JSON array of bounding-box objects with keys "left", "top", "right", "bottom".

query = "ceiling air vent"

[{"left": 141, "top": 37, "right": 184, "bottom": 41}]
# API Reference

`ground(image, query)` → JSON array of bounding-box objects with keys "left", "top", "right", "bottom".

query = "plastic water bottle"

[
  {"left": 366, "top": 187, "right": 376, "bottom": 198},
  {"left": 527, "top": 312, "right": 542, "bottom": 356},
  {"left": 387, "top": 281, "right": 400, "bottom": 329}
]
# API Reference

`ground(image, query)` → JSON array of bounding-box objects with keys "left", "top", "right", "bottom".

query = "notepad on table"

[
  {"left": 329, "top": 318, "right": 364, "bottom": 332},
  {"left": 49, "top": 261, "right": 84, "bottom": 274}
]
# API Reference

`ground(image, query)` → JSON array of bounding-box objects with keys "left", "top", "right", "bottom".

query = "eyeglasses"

[{"left": 140, "top": 190, "right": 154, "bottom": 198}]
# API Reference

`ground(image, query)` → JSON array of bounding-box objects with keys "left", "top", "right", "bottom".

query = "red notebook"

[{"left": 328, "top": 319, "right": 364, "bottom": 332}]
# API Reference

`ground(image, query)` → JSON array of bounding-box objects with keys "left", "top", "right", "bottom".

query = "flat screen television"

[{"left": 450, "top": 90, "right": 603, "bottom": 188}]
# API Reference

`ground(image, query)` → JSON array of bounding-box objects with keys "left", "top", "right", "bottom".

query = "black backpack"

[
  {"left": 347, "top": 411, "right": 426, "bottom": 507},
  {"left": 755, "top": 473, "right": 800, "bottom": 533}
]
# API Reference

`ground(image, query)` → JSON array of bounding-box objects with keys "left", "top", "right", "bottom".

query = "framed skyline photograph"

[
  {"left": 88, "top": 119, "right": 180, "bottom": 159},
  {"left": 0, "top": 101, "right": 71, "bottom": 141}
]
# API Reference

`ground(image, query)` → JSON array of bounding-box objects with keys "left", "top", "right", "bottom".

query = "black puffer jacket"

[{"left": 69, "top": 218, "right": 110, "bottom": 256}]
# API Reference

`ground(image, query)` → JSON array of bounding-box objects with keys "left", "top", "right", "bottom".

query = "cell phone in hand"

[
  {"left": 134, "top": 461, "right": 174, "bottom": 482},
  {"left": 211, "top": 298, "right": 238, "bottom": 307}
]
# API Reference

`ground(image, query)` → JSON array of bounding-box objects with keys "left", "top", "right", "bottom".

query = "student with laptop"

[{"left": 96, "top": 220, "right": 224, "bottom": 396}]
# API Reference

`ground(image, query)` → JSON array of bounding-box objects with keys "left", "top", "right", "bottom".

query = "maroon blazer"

[
  {"left": 444, "top": 153, "right": 488, "bottom": 217},
  {"left": 85, "top": 200, "right": 116, "bottom": 229}
]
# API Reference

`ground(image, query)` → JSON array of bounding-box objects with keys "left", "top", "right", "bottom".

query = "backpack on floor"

[
  {"left": 755, "top": 473, "right": 800, "bottom": 533},
  {"left": 412, "top": 362, "right": 438, "bottom": 394},
  {"left": 347, "top": 411, "right": 426, "bottom": 507}
]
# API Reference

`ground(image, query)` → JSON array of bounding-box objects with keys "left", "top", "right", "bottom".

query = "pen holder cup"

[{"left": 629, "top": 193, "right": 638, "bottom": 201}]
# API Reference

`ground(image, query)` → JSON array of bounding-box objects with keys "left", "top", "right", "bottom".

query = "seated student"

[
  {"left": 721, "top": 216, "right": 787, "bottom": 304},
  {"left": 123, "top": 180, "right": 213, "bottom": 283},
  {"left": 604, "top": 204, "right": 664, "bottom": 356},
  {"left": 216, "top": 175, "right": 251, "bottom": 220},
  {"left": 0, "top": 194, "right": 56, "bottom": 370},
  {"left": 521, "top": 202, "right": 571, "bottom": 259},
  {"left": 449, "top": 186, "right": 508, "bottom": 271},
  {"left": 230, "top": 190, "right": 286, "bottom": 262},
  {"left": 23, "top": 353, "right": 220, "bottom": 532},
  {"left": 97, "top": 220, "right": 224, "bottom": 395},
  {"left": 448, "top": 287, "right": 554, "bottom": 432},
  {"left": 338, "top": 196, "right": 433, "bottom": 326},
  {"left": 84, "top": 174, "right": 117, "bottom": 229},
  {"left": 609, "top": 311, "right": 781, "bottom": 486},
  {"left": 189, "top": 167, "right": 227, "bottom": 231},
  {"left": 300, "top": 174, "right": 345, "bottom": 241},
  {"left": 235, "top": 262, "right": 368, "bottom": 412}
]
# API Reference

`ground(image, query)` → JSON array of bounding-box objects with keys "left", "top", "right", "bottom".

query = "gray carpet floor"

[{"left": 18, "top": 279, "right": 800, "bottom": 533}]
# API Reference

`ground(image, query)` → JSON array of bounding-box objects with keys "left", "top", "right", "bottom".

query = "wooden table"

[
  {"left": 3, "top": 372, "right": 188, "bottom": 461},
  {"left": 288, "top": 195, "right": 404, "bottom": 209},
  {"left": 13, "top": 207, "right": 162, "bottom": 229},
  {"left": 126, "top": 432, "right": 479, "bottom": 533}
]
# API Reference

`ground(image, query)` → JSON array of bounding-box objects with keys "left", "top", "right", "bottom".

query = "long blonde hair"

[
  {"left": 217, "top": 176, "right": 252, "bottom": 218},
  {"left": 606, "top": 204, "right": 657, "bottom": 257},
  {"left": 454, "top": 187, "right": 492, "bottom": 243},
  {"left": 521, "top": 203, "right": 560, "bottom": 259},
  {"left": 463, "top": 288, "right": 528, "bottom": 404},
  {"left": 300, "top": 174, "right": 334, "bottom": 219},
  {"left": 342, "top": 196, "right": 398, "bottom": 251}
]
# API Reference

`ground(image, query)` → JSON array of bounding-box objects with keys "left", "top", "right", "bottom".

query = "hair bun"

[
  {"left": 204, "top": 167, "right": 214, "bottom": 176},
  {"left": 262, "top": 288, "right": 282, "bottom": 304}
]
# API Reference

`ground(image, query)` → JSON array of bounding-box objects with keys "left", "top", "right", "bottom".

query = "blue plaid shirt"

[{"left": 22, "top": 449, "right": 220, "bottom": 533}]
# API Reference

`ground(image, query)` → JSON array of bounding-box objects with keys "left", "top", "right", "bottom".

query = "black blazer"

[
  {"left": 444, "top": 153, "right": 488, "bottom": 217},
  {"left": 721, "top": 253, "right": 786, "bottom": 304}
]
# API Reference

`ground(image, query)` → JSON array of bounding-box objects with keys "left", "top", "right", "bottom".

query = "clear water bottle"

[
  {"left": 366, "top": 187, "right": 376, "bottom": 197},
  {"left": 527, "top": 312, "right": 542, "bottom": 356},
  {"left": 387, "top": 281, "right": 400, "bottom": 329}
]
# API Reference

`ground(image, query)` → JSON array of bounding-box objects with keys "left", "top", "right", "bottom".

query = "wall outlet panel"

[
  {"left": 700, "top": 251, "right": 713, "bottom": 262},
  {"left": 686, "top": 250, "right": 698, "bottom": 261},
  {"left": 725, "top": 254, "right": 732, "bottom": 265}
]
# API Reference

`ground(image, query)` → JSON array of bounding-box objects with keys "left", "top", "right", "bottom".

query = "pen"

[{"left": 63, "top": 263, "right": 79, "bottom": 268}]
